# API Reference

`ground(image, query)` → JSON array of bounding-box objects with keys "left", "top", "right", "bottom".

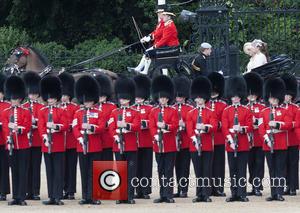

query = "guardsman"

[
  {"left": 72, "top": 76, "right": 104, "bottom": 205},
  {"left": 149, "top": 75, "right": 179, "bottom": 203},
  {"left": 243, "top": 72, "right": 265, "bottom": 196},
  {"left": 259, "top": 77, "right": 292, "bottom": 202},
  {"left": 3, "top": 76, "right": 32, "bottom": 205},
  {"left": 38, "top": 75, "right": 68, "bottom": 205},
  {"left": 58, "top": 72, "right": 80, "bottom": 200},
  {"left": 94, "top": 74, "right": 116, "bottom": 161},
  {"left": 22, "top": 71, "right": 43, "bottom": 201},
  {"left": 222, "top": 76, "right": 253, "bottom": 202},
  {"left": 132, "top": 75, "right": 153, "bottom": 199},
  {"left": 207, "top": 72, "right": 227, "bottom": 197},
  {"left": 0, "top": 73, "right": 10, "bottom": 201},
  {"left": 281, "top": 73, "right": 299, "bottom": 196},
  {"left": 186, "top": 76, "right": 218, "bottom": 203},
  {"left": 109, "top": 76, "right": 141, "bottom": 204},
  {"left": 172, "top": 76, "right": 193, "bottom": 198}
]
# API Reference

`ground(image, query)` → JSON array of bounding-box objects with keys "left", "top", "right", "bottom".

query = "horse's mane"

[{"left": 26, "top": 46, "right": 50, "bottom": 66}]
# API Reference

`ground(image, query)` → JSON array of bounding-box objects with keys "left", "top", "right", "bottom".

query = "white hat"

[
  {"left": 200, "top": 42, "right": 212, "bottom": 49},
  {"left": 162, "top": 11, "right": 176, "bottom": 17}
]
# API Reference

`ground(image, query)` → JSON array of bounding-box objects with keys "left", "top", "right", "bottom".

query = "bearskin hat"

[
  {"left": 191, "top": 76, "right": 212, "bottom": 101},
  {"left": 114, "top": 76, "right": 136, "bottom": 104},
  {"left": 243, "top": 72, "right": 263, "bottom": 99},
  {"left": 264, "top": 77, "right": 286, "bottom": 104},
  {"left": 207, "top": 72, "right": 225, "bottom": 98},
  {"left": 22, "top": 71, "right": 41, "bottom": 95},
  {"left": 133, "top": 75, "right": 151, "bottom": 100},
  {"left": 4, "top": 76, "right": 26, "bottom": 100},
  {"left": 151, "top": 75, "right": 174, "bottom": 104},
  {"left": 0, "top": 73, "right": 7, "bottom": 94},
  {"left": 173, "top": 75, "right": 191, "bottom": 98},
  {"left": 225, "top": 76, "right": 247, "bottom": 100},
  {"left": 40, "top": 75, "right": 62, "bottom": 102},
  {"left": 94, "top": 74, "right": 113, "bottom": 99},
  {"left": 58, "top": 72, "right": 75, "bottom": 99},
  {"left": 281, "top": 73, "right": 298, "bottom": 100},
  {"left": 75, "top": 75, "right": 100, "bottom": 104}
]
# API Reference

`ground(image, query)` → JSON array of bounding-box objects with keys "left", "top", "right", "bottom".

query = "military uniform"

[{"left": 192, "top": 53, "right": 208, "bottom": 77}]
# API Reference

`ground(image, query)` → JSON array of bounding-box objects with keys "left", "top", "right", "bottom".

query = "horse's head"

[{"left": 6, "top": 46, "right": 30, "bottom": 70}]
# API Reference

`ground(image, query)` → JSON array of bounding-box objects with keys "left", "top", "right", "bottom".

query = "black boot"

[
  {"left": 8, "top": 199, "right": 19, "bottom": 205},
  {"left": 165, "top": 198, "right": 175, "bottom": 203},
  {"left": 19, "top": 200, "right": 27, "bottom": 206},
  {"left": 79, "top": 199, "right": 89, "bottom": 205},
  {"left": 153, "top": 197, "right": 165, "bottom": 203},
  {"left": 226, "top": 196, "right": 237, "bottom": 202},
  {"left": 54, "top": 199, "right": 64, "bottom": 205},
  {"left": 0, "top": 194, "right": 7, "bottom": 201},
  {"left": 43, "top": 199, "right": 55, "bottom": 205},
  {"left": 192, "top": 197, "right": 202, "bottom": 203}
]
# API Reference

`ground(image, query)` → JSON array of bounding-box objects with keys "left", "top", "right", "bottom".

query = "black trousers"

[
  {"left": 286, "top": 146, "right": 299, "bottom": 191},
  {"left": 101, "top": 148, "right": 114, "bottom": 161},
  {"left": 212, "top": 145, "right": 225, "bottom": 193},
  {"left": 227, "top": 151, "right": 248, "bottom": 197},
  {"left": 0, "top": 145, "right": 10, "bottom": 195},
  {"left": 265, "top": 150, "right": 287, "bottom": 197},
  {"left": 175, "top": 148, "right": 190, "bottom": 194},
  {"left": 27, "top": 147, "right": 42, "bottom": 196},
  {"left": 11, "top": 149, "right": 30, "bottom": 201},
  {"left": 191, "top": 151, "right": 213, "bottom": 197},
  {"left": 44, "top": 152, "right": 65, "bottom": 200},
  {"left": 79, "top": 152, "right": 101, "bottom": 200},
  {"left": 64, "top": 149, "right": 77, "bottom": 195},
  {"left": 155, "top": 152, "right": 176, "bottom": 199},
  {"left": 115, "top": 151, "right": 137, "bottom": 200},
  {"left": 136, "top": 148, "right": 153, "bottom": 196},
  {"left": 248, "top": 147, "right": 264, "bottom": 191}
]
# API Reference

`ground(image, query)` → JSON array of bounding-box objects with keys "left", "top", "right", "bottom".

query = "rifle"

[
  {"left": 157, "top": 110, "right": 164, "bottom": 153},
  {"left": 47, "top": 106, "right": 53, "bottom": 154},
  {"left": 82, "top": 108, "right": 89, "bottom": 155},
  {"left": 233, "top": 107, "right": 239, "bottom": 158},
  {"left": 269, "top": 108, "right": 275, "bottom": 154},
  {"left": 194, "top": 111, "right": 202, "bottom": 156},
  {"left": 176, "top": 105, "right": 182, "bottom": 152},
  {"left": 248, "top": 101, "right": 254, "bottom": 148},
  {"left": 8, "top": 111, "right": 15, "bottom": 156},
  {"left": 117, "top": 113, "right": 125, "bottom": 154},
  {"left": 28, "top": 102, "right": 33, "bottom": 147}
]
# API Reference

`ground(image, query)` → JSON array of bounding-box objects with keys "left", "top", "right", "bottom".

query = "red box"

[{"left": 93, "top": 161, "right": 128, "bottom": 200}]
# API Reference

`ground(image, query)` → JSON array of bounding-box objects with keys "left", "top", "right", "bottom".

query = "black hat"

[
  {"left": 22, "top": 71, "right": 41, "bottom": 95},
  {"left": 264, "top": 77, "right": 286, "bottom": 104},
  {"left": 207, "top": 72, "right": 225, "bottom": 98},
  {"left": 115, "top": 76, "right": 136, "bottom": 105},
  {"left": 94, "top": 74, "right": 113, "bottom": 99},
  {"left": 133, "top": 75, "right": 151, "bottom": 100},
  {"left": 226, "top": 76, "right": 247, "bottom": 100},
  {"left": 58, "top": 72, "right": 75, "bottom": 99},
  {"left": 0, "top": 73, "right": 7, "bottom": 94},
  {"left": 191, "top": 76, "right": 212, "bottom": 101},
  {"left": 5, "top": 76, "right": 26, "bottom": 100},
  {"left": 75, "top": 75, "right": 100, "bottom": 104},
  {"left": 243, "top": 72, "right": 263, "bottom": 99},
  {"left": 40, "top": 75, "right": 62, "bottom": 102},
  {"left": 151, "top": 75, "right": 174, "bottom": 104},
  {"left": 173, "top": 76, "right": 191, "bottom": 98},
  {"left": 281, "top": 73, "right": 298, "bottom": 100}
]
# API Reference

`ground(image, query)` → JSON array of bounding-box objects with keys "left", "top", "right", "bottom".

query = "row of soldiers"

[{"left": 0, "top": 70, "right": 299, "bottom": 205}]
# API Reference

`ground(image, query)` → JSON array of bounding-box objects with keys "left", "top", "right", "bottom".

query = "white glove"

[
  {"left": 43, "top": 134, "right": 49, "bottom": 147},
  {"left": 78, "top": 137, "right": 84, "bottom": 145},
  {"left": 264, "top": 134, "right": 272, "bottom": 148},
  {"left": 230, "top": 142, "right": 235, "bottom": 150},
  {"left": 140, "top": 35, "right": 151, "bottom": 43},
  {"left": 154, "top": 134, "right": 159, "bottom": 142},
  {"left": 113, "top": 135, "right": 120, "bottom": 143}
]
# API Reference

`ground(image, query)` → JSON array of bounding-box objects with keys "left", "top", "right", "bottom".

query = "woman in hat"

[
  {"left": 149, "top": 75, "right": 179, "bottom": 203},
  {"left": 259, "top": 77, "right": 292, "bottom": 201},
  {"left": 38, "top": 75, "right": 69, "bottom": 205},
  {"left": 186, "top": 76, "right": 218, "bottom": 202},
  {"left": 109, "top": 76, "right": 141, "bottom": 204},
  {"left": 22, "top": 71, "right": 44, "bottom": 201},
  {"left": 73, "top": 75, "right": 104, "bottom": 205}
]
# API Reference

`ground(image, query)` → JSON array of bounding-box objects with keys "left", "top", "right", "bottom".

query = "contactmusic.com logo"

[{"left": 93, "top": 161, "right": 128, "bottom": 200}]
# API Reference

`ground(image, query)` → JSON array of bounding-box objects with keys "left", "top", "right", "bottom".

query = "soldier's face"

[
  {"left": 11, "top": 99, "right": 21, "bottom": 106},
  {"left": 269, "top": 97, "right": 279, "bottom": 106},
  {"left": 195, "top": 97, "right": 205, "bottom": 105},
  {"left": 61, "top": 95, "right": 70, "bottom": 103},
  {"left": 47, "top": 98, "right": 57, "bottom": 105},
  {"left": 176, "top": 97, "right": 185, "bottom": 103},
  {"left": 99, "top": 96, "right": 107, "bottom": 103},
  {"left": 231, "top": 96, "right": 241, "bottom": 104},
  {"left": 284, "top": 94, "right": 292, "bottom": 103},
  {"left": 135, "top": 97, "right": 144, "bottom": 104},
  {"left": 247, "top": 95, "right": 257, "bottom": 102},
  {"left": 159, "top": 97, "right": 169, "bottom": 105},
  {"left": 157, "top": 12, "right": 163, "bottom": 20},
  {"left": 29, "top": 94, "right": 39, "bottom": 101},
  {"left": 119, "top": 98, "right": 130, "bottom": 106},
  {"left": 84, "top": 101, "right": 94, "bottom": 108}
]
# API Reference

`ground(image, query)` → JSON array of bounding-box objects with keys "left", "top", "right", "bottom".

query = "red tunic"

[
  {"left": 281, "top": 103, "right": 299, "bottom": 147},
  {"left": 0, "top": 101, "right": 11, "bottom": 145},
  {"left": 2, "top": 106, "right": 32, "bottom": 150},
  {"left": 206, "top": 99, "right": 227, "bottom": 146},
  {"left": 109, "top": 107, "right": 141, "bottom": 152},
  {"left": 38, "top": 106, "right": 69, "bottom": 153},
  {"left": 186, "top": 107, "right": 218, "bottom": 152},
  {"left": 151, "top": 19, "right": 164, "bottom": 47},
  {"left": 259, "top": 106, "right": 292, "bottom": 151},
  {"left": 155, "top": 20, "right": 180, "bottom": 48},
  {"left": 149, "top": 106, "right": 179, "bottom": 153},
  {"left": 22, "top": 101, "right": 44, "bottom": 147},
  {"left": 222, "top": 105, "right": 253, "bottom": 152},
  {"left": 73, "top": 107, "right": 105, "bottom": 153}
]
